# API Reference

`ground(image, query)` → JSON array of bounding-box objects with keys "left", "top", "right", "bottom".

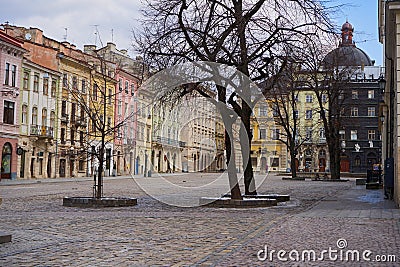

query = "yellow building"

[{"left": 251, "top": 100, "right": 287, "bottom": 173}]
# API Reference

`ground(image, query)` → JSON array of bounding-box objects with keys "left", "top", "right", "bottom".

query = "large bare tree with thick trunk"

[{"left": 136, "top": 0, "right": 334, "bottom": 196}]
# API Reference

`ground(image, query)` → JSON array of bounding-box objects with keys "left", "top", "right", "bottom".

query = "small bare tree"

[{"left": 60, "top": 51, "right": 136, "bottom": 199}]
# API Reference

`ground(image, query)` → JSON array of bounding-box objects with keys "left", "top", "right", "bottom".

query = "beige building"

[{"left": 379, "top": 0, "right": 400, "bottom": 206}]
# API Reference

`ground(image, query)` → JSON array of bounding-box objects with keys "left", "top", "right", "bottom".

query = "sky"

[{"left": 0, "top": 0, "right": 383, "bottom": 66}]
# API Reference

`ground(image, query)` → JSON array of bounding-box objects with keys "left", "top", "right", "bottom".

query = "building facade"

[
  {"left": 0, "top": 31, "right": 25, "bottom": 180},
  {"left": 379, "top": 0, "right": 400, "bottom": 206}
]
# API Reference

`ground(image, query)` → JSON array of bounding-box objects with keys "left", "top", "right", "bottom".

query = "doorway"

[{"left": 1, "top": 143, "right": 12, "bottom": 179}]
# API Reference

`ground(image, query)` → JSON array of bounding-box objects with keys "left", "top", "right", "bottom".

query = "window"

[
  {"left": 3, "top": 101, "right": 15, "bottom": 124},
  {"left": 72, "top": 76, "right": 78, "bottom": 90},
  {"left": 80, "top": 105, "right": 85, "bottom": 120},
  {"left": 321, "top": 94, "right": 327, "bottom": 103},
  {"left": 79, "top": 160, "right": 85, "bottom": 171},
  {"left": 351, "top": 90, "right": 358, "bottom": 99},
  {"left": 81, "top": 79, "right": 86, "bottom": 93},
  {"left": 51, "top": 80, "right": 57, "bottom": 97},
  {"left": 259, "top": 128, "right": 266, "bottom": 139},
  {"left": 131, "top": 83, "right": 135, "bottom": 95},
  {"left": 22, "top": 105, "right": 28, "bottom": 124},
  {"left": 32, "top": 107, "right": 38, "bottom": 125},
  {"left": 23, "top": 71, "right": 29, "bottom": 90},
  {"left": 368, "top": 130, "right": 376, "bottom": 140},
  {"left": 306, "top": 127, "right": 313, "bottom": 142},
  {"left": 338, "top": 92, "right": 344, "bottom": 99},
  {"left": 272, "top": 129, "right": 280, "bottom": 140},
  {"left": 272, "top": 104, "right": 279, "bottom": 117},
  {"left": 294, "top": 110, "right": 299, "bottom": 119},
  {"left": 61, "top": 128, "right": 66, "bottom": 144},
  {"left": 71, "top": 103, "right": 76, "bottom": 122},
  {"left": 42, "top": 108, "right": 47, "bottom": 126},
  {"left": 119, "top": 78, "right": 123, "bottom": 91},
  {"left": 33, "top": 73, "right": 39, "bottom": 92},
  {"left": 93, "top": 84, "right": 98, "bottom": 101},
  {"left": 259, "top": 105, "right": 268, "bottom": 117},
  {"left": 61, "top": 100, "right": 67, "bottom": 117},
  {"left": 63, "top": 73, "right": 68, "bottom": 87},
  {"left": 71, "top": 129, "right": 75, "bottom": 145},
  {"left": 305, "top": 110, "right": 312, "bottom": 120},
  {"left": 367, "top": 107, "right": 376, "bottom": 117},
  {"left": 125, "top": 81, "right": 129, "bottom": 94},
  {"left": 43, "top": 78, "right": 49, "bottom": 95},
  {"left": 50, "top": 111, "right": 55, "bottom": 128},
  {"left": 368, "top": 90, "right": 375, "bottom": 99},
  {"left": 108, "top": 89, "right": 112, "bottom": 105},
  {"left": 11, "top": 65, "right": 16, "bottom": 87},
  {"left": 319, "top": 128, "right": 325, "bottom": 139},
  {"left": 4, "top": 63, "right": 10, "bottom": 85},
  {"left": 305, "top": 95, "right": 313, "bottom": 103},
  {"left": 351, "top": 107, "right": 358, "bottom": 117},
  {"left": 339, "top": 130, "right": 345, "bottom": 140},
  {"left": 354, "top": 156, "right": 361, "bottom": 167},
  {"left": 350, "top": 130, "right": 357, "bottom": 140},
  {"left": 80, "top": 131, "right": 84, "bottom": 145},
  {"left": 118, "top": 100, "right": 122, "bottom": 115}
]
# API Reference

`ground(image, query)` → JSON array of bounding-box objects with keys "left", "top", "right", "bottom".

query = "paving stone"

[{"left": 0, "top": 173, "right": 398, "bottom": 266}]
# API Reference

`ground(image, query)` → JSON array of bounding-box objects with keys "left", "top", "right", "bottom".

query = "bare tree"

[
  {"left": 262, "top": 60, "right": 312, "bottom": 178},
  {"left": 136, "top": 0, "right": 334, "bottom": 196},
  {"left": 296, "top": 37, "right": 360, "bottom": 180},
  {"left": 60, "top": 51, "right": 136, "bottom": 199}
]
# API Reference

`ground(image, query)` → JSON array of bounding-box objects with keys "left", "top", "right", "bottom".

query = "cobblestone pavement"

[{"left": 0, "top": 173, "right": 399, "bottom": 266}]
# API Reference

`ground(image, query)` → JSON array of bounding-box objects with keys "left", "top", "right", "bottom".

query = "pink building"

[
  {"left": 114, "top": 69, "right": 139, "bottom": 175},
  {"left": 0, "top": 31, "right": 26, "bottom": 180}
]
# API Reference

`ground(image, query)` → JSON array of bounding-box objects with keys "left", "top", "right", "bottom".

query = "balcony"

[
  {"left": 153, "top": 136, "right": 182, "bottom": 147},
  {"left": 75, "top": 117, "right": 87, "bottom": 127},
  {"left": 61, "top": 114, "right": 69, "bottom": 123},
  {"left": 30, "top": 125, "right": 54, "bottom": 138}
]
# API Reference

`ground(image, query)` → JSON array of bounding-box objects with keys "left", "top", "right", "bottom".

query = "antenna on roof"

[
  {"left": 92, "top": 24, "right": 102, "bottom": 47},
  {"left": 63, "top": 28, "right": 68, "bottom": 41},
  {"left": 111, "top": 29, "right": 114, "bottom": 43}
]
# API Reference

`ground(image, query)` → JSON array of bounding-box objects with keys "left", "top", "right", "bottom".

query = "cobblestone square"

[{"left": 1, "top": 173, "right": 399, "bottom": 266}]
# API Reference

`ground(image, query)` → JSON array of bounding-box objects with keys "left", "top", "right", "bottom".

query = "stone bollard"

[{"left": 0, "top": 196, "right": 12, "bottom": 244}]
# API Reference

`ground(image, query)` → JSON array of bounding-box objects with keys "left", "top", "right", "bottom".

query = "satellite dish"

[{"left": 25, "top": 33, "right": 32, "bottom": 40}]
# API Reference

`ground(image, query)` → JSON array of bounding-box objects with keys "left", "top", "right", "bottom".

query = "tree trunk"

[
  {"left": 225, "top": 127, "right": 242, "bottom": 200},
  {"left": 290, "top": 149, "right": 297, "bottom": 178},
  {"left": 241, "top": 97, "right": 257, "bottom": 195},
  {"left": 328, "top": 140, "right": 341, "bottom": 180}
]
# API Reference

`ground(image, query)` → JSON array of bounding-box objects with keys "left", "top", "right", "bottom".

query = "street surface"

[{"left": 0, "top": 173, "right": 399, "bottom": 266}]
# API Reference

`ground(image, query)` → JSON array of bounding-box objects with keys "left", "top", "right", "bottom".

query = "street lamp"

[
  {"left": 380, "top": 114, "right": 385, "bottom": 123},
  {"left": 378, "top": 75, "right": 386, "bottom": 94}
]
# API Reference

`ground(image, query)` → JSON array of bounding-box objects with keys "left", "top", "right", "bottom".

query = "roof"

[{"left": 323, "top": 46, "right": 373, "bottom": 68}]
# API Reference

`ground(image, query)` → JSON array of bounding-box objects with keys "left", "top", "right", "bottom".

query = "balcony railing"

[
  {"left": 75, "top": 117, "right": 87, "bottom": 127},
  {"left": 153, "top": 136, "right": 185, "bottom": 147},
  {"left": 30, "top": 125, "right": 54, "bottom": 138}
]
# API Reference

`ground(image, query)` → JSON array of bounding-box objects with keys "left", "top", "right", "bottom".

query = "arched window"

[
  {"left": 21, "top": 104, "right": 28, "bottom": 124},
  {"left": 42, "top": 108, "right": 47, "bottom": 126},
  {"left": 32, "top": 107, "right": 38, "bottom": 125},
  {"left": 1, "top": 143, "right": 12, "bottom": 179},
  {"left": 50, "top": 111, "right": 55, "bottom": 128}
]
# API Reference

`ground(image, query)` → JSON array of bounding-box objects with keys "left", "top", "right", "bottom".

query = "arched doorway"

[
  {"left": 318, "top": 149, "right": 326, "bottom": 172},
  {"left": 1, "top": 143, "right": 12, "bottom": 179},
  {"left": 136, "top": 156, "right": 140, "bottom": 174},
  {"left": 367, "top": 152, "right": 377, "bottom": 170},
  {"left": 340, "top": 153, "right": 350, "bottom": 172},
  {"left": 59, "top": 159, "right": 66, "bottom": 177}
]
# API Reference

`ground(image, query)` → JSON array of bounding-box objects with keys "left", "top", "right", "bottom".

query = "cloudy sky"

[{"left": 1, "top": 0, "right": 382, "bottom": 65}]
